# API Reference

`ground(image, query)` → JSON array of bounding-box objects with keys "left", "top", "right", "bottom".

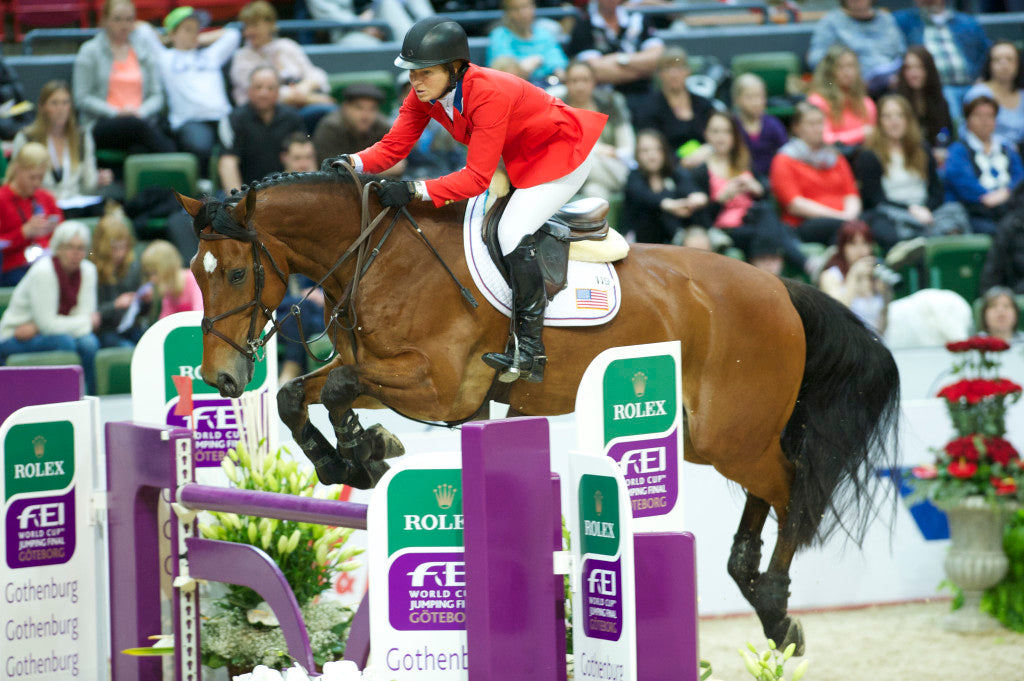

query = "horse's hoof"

[
  {"left": 348, "top": 459, "right": 390, "bottom": 490},
  {"left": 367, "top": 424, "right": 405, "bottom": 460},
  {"left": 776, "top": 617, "right": 805, "bottom": 657},
  {"left": 313, "top": 453, "right": 356, "bottom": 486}
]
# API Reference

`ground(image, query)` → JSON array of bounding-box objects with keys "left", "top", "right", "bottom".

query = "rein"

[{"left": 198, "top": 165, "right": 478, "bottom": 376}]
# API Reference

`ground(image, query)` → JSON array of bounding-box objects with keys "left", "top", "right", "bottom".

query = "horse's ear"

[
  {"left": 176, "top": 192, "right": 204, "bottom": 217},
  {"left": 243, "top": 188, "right": 257, "bottom": 224}
]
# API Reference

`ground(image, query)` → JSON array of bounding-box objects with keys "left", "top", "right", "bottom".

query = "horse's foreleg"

[
  {"left": 320, "top": 365, "right": 404, "bottom": 489},
  {"left": 277, "top": 364, "right": 361, "bottom": 487}
]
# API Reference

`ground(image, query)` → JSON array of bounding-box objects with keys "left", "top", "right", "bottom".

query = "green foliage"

[
  {"left": 202, "top": 600, "right": 352, "bottom": 671},
  {"left": 737, "top": 639, "right": 809, "bottom": 681},
  {"left": 982, "top": 508, "right": 1024, "bottom": 630},
  {"left": 198, "top": 443, "right": 363, "bottom": 671}
]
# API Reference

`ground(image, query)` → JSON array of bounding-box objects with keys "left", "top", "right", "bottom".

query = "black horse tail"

[{"left": 780, "top": 278, "right": 901, "bottom": 548}]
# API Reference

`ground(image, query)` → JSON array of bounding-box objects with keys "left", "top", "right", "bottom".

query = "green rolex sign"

[
  {"left": 162, "top": 326, "right": 267, "bottom": 400},
  {"left": 386, "top": 469, "right": 464, "bottom": 554},
  {"left": 4, "top": 421, "right": 75, "bottom": 500},
  {"left": 602, "top": 355, "right": 677, "bottom": 444},
  {"left": 578, "top": 474, "right": 620, "bottom": 557}
]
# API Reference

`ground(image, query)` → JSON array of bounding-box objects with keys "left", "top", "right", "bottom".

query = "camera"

[{"left": 873, "top": 262, "right": 902, "bottom": 287}]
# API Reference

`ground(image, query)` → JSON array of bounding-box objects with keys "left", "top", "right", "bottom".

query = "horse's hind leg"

[
  {"left": 756, "top": 518, "right": 804, "bottom": 656},
  {"left": 727, "top": 494, "right": 769, "bottom": 601},
  {"left": 320, "top": 365, "right": 405, "bottom": 489},
  {"left": 729, "top": 493, "right": 804, "bottom": 656}
]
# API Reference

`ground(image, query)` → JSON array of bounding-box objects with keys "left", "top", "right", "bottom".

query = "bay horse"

[{"left": 177, "top": 167, "right": 899, "bottom": 655}]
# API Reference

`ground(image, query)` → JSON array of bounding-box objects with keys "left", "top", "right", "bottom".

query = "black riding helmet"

[{"left": 394, "top": 16, "right": 471, "bottom": 70}]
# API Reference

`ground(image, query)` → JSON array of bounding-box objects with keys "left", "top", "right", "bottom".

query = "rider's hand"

[
  {"left": 377, "top": 180, "right": 415, "bottom": 208},
  {"left": 328, "top": 154, "right": 353, "bottom": 169}
]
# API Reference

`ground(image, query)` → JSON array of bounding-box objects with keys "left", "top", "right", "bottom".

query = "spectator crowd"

[{"left": 2, "top": 0, "right": 1024, "bottom": 393}]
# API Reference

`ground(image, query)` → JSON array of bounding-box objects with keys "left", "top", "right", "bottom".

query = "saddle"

[{"left": 483, "top": 191, "right": 611, "bottom": 299}]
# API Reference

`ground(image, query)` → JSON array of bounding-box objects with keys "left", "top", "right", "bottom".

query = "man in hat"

[{"left": 312, "top": 83, "right": 405, "bottom": 176}]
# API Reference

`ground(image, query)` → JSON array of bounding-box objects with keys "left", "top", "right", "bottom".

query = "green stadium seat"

[
  {"left": 923, "top": 234, "right": 992, "bottom": 302},
  {"left": 606, "top": 193, "right": 624, "bottom": 233},
  {"left": 0, "top": 287, "right": 15, "bottom": 320},
  {"left": 730, "top": 51, "right": 803, "bottom": 120},
  {"left": 5, "top": 350, "right": 81, "bottom": 367},
  {"left": 123, "top": 152, "right": 199, "bottom": 238},
  {"left": 328, "top": 71, "right": 399, "bottom": 114},
  {"left": 782, "top": 241, "right": 828, "bottom": 283},
  {"left": 724, "top": 246, "right": 746, "bottom": 261},
  {"left": 95, "top": 346, "right": 134, "bottom": 395}
]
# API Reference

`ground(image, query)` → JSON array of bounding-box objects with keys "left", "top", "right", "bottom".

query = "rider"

[{"left": 340, "top": 17, "right": 607, "bottom": 383}]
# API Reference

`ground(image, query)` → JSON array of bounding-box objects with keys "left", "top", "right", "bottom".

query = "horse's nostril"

[{"left": 217, "top": 373, "right": 238, "bottom": 397}]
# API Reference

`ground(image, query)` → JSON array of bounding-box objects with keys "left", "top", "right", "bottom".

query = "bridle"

[
  {"left": 197, "top": 227, "right": 288, "bottom": 362},
  {"left": 196, "top": 163, "right": 478, "bottom": 369},
  {"left": 195, "top": 166, "right": 410, "bottom": 365}
]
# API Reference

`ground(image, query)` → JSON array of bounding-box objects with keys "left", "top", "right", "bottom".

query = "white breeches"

[{"left": 497, "top": 148, "right": 597, "bottom": 255}]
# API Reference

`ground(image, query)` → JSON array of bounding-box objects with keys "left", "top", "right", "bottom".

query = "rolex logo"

[
  {"left": 594, "top": 489, "right": 603, "bottom": 515},
  {"left": 434, "top": 484, "right": 456, "bottom": 510},
  {"left": 32, "top": 436, "right": 46, "bottom": 459},
  {"left": 631, "top": 371, "right": 648, "bottom": 398}
]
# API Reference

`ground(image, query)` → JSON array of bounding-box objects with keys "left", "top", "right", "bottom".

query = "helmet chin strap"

[{"left": 441, "top": 61, "right": 470, "bottom": 97}]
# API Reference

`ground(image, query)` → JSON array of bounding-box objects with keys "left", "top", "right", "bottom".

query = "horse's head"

[{"left": 178, "top": 191, "right": 290, "bottom": 398}]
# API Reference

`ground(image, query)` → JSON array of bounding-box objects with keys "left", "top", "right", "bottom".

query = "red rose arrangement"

[{"left": 909, "top": 336, "right": 1023, "bottom": 505}]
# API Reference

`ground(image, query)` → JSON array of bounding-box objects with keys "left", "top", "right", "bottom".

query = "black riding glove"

[
  {"left": 377, "top": 180, "right": 415, "bottom": 208},
  {"left": 327, "top": 154, "right": 352, "bottom": 169}
]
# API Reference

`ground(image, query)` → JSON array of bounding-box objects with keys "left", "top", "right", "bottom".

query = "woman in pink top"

[
  {"left": 72, "top": 0, "right": 175, "bottom": 156},
  {"left": 690, "top": 112, "right": 810, "bottom": 274},
  {"left": 807, "top": 45, "right": 877, "bottom": 152},
  {"left": 140, "top": 239, "right": 203, "bottom": 318}
]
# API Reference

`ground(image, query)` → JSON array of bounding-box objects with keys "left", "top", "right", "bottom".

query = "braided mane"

[{"left": 190, "top": 164, "right": 380, "bottom": 239}]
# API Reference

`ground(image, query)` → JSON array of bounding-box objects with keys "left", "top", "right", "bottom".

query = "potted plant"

[
  {"left": 199, "top": 443, "right": 364, "bottom": 677},
  {"left": 908, "top": 336, "right": 1023, "bottom": 632}
]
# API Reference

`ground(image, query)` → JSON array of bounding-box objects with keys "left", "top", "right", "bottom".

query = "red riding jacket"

[{"left": 358, "top": 64, "right": 608, "bottom": 207}]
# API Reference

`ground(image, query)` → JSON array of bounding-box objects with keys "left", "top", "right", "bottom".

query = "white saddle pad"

[{"left": 463, "top": 191, "right": 621, "bottom": 327}]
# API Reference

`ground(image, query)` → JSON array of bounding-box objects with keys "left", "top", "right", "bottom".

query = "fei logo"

[
  {"left": 387, "top": 470, "right": 464, "bottom": 555},
  {"left": 388, "top": 551, "right": 466, "bottom": 631},
  {"left": 582, "top": 558, "right": 622, "bottom": 641},
  {"left": 617, "top": 446, "right": 666, "bottom": 476},
  {"left": 5, "top": 489, "right": 77, "bottom": 569},
  {"left": 4, "top": 421, "right": 75, "bottom": 500},
  {"left": 607, "top": 429, "right": 680, "bottom": 519},
  {"left": 602, "top": 354, "right": 677, "bottom": 444}
]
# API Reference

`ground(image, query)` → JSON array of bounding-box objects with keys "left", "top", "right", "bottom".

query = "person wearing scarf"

[
  {"left": 769, "top": 102, "right": 863, "bottom": 246},
  {"left": 0, "top": 221, "right": 100, "bottom": 394},
  {"left": 944, "top": 95, "right": 1024, "bottom": 235}
]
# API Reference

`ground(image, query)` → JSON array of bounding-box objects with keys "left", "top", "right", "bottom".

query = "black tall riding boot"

[{"left": 482, "top": 235, "right": 547, "bottom": 382}]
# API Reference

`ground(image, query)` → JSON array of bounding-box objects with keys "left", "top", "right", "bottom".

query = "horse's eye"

[{"left": 229, "top": 268, "right": 246, "bottom": 284}]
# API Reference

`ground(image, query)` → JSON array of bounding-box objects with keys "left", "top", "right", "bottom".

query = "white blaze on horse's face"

[{"left": 203, "top": 251, "right": 218, "bottom": 274}]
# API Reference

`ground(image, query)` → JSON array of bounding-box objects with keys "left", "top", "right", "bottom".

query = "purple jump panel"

[
  {"left": 106, "top": 421, "right": 192, "bottom": 681},
  {"left": 634, "top": 532, "right": 699, "bottom": 681},
  {"left": 186, "top": 537, "right": 317, "bottom": 673},
  {"left": 461, "top": 417, "right": 564, "bottom": 681},
  {"left": 0, "top": 366, "right": 83, "bottom": 423}
]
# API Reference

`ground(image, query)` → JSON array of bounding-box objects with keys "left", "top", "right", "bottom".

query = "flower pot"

[{"left": 938, "top": 496, "right": 1017, "bottom": 633}]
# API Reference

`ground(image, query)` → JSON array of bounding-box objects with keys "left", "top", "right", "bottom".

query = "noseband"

[{"left": 197, "top": 204, "right": 288, "bottom": 362}]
